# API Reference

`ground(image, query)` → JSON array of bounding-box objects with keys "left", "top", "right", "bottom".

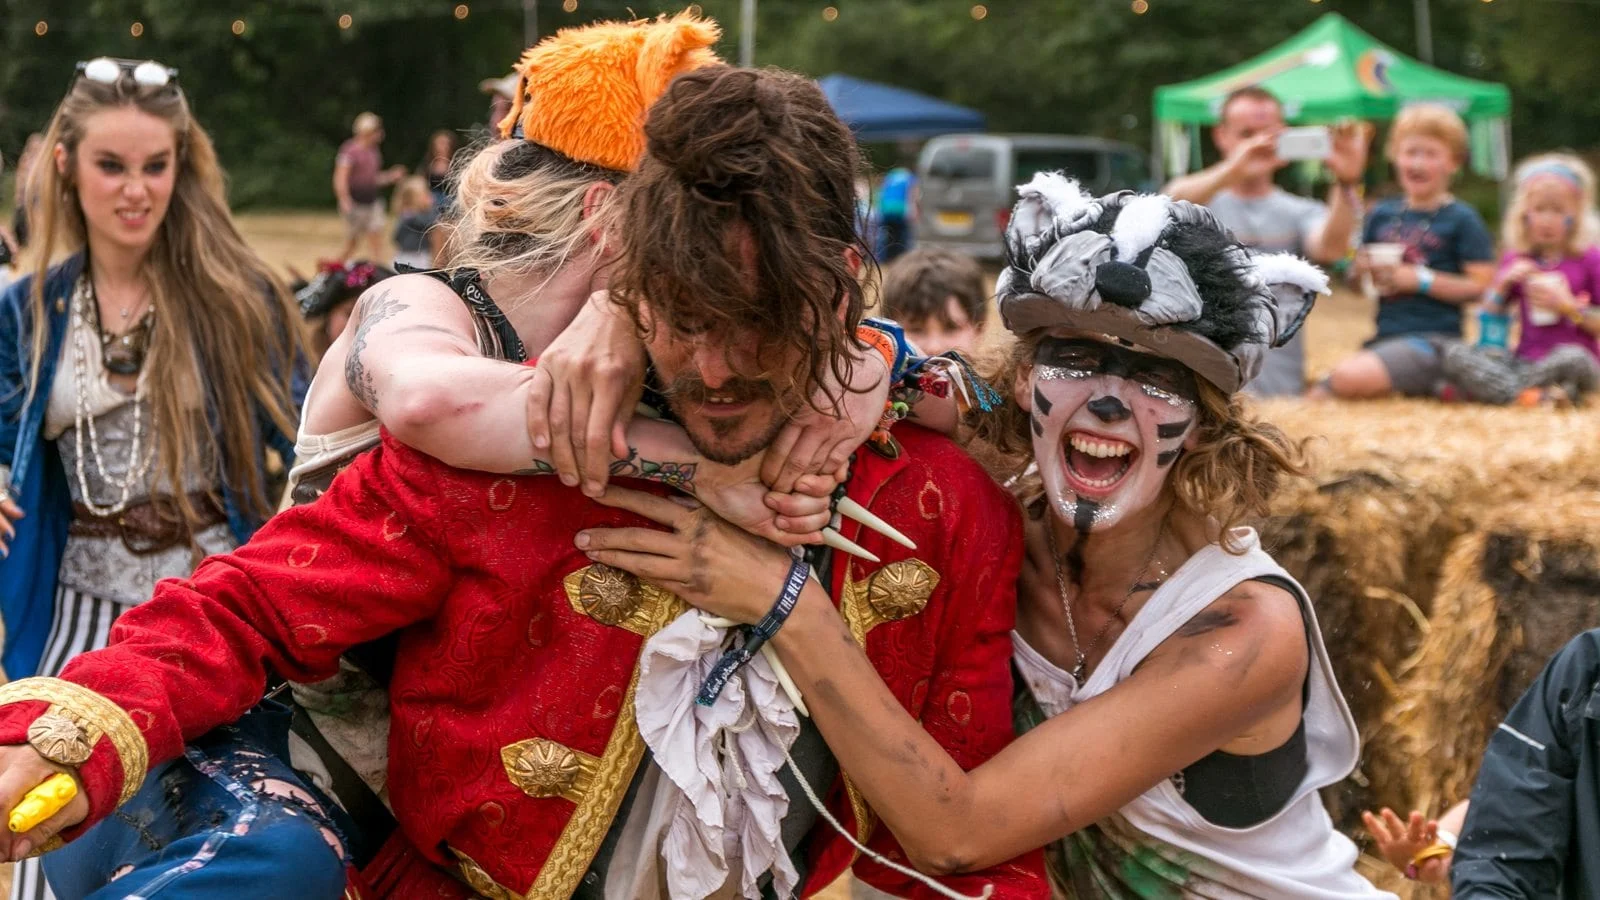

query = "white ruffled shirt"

[{"left": 605, "top": 611, "right": 801, "bottom": 900}]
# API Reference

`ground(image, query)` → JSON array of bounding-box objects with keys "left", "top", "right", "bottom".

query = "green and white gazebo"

[{"left": 1153, "top": 13, "right": 1511, "bottom": 181}]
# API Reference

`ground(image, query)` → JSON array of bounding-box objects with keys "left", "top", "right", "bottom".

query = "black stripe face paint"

[
  {"left": 1031, "top": 336, "right": 1200, "bottom": 535},
  {"left": 1073, "top": 498, "right": 1099, "bottom": 533},
  {"left": 1156, "top": 418, "right": 1193, "bottom": 440}
]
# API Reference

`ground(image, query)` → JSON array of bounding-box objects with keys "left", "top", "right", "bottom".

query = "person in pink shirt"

[{"left": 1441, "top": 154, "right": 1600, "bottom": 405}]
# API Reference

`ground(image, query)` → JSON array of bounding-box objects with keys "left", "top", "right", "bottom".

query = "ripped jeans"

[{"left": 42, "top": 702, "right": 353, "bottom": 900}]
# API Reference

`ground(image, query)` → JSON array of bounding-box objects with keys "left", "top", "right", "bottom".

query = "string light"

[
  {"left": 822, "top": 6, "right": 839, "bottom": 21},
  {"left": 34, "top": 20, "right": 47, "bottom": 36},
  {"left": 453, "top": 4, "right": 469, "bottom": 18},
  {"left": 232, "top": 19, "right": 246, "bottom": 35},
  {"left": 1131, "top": 0, "right": 1149, "bottom": 13},
  {"left": 338, "top": 13, "right": 353, "bottom": 29},
  {"left": 563, "top": 0, "right": 578, "bottom": 10},
  {"left": 130, "top": 21, "right": 144, "bottom": 37},
  {"left": 971, "top": 4, "right": 988, "bottom": 19}
]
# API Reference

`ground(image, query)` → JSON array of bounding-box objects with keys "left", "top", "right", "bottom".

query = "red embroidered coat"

[{"left": 0, "top": 425, "right": 1045, "bottom": 899}]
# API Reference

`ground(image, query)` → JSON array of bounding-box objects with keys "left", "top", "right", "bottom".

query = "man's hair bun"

[{"left": 645, "top": 67, "right": 788, "bottom": 203}]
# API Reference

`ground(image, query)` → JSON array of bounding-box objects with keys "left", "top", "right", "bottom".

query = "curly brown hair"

[
  {"left": 608, "top": 66, "right": 869, "bottom": 407},
  {"left": 972, "top": 336, "right": 1311, "bottom": 553}
]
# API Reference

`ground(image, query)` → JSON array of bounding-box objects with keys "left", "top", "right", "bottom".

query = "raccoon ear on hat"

[{"left": 1249, "top": 251, "right": 1330, "bottom": 347}]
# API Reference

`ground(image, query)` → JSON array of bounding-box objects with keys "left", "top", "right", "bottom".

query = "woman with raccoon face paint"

[{"left": 587, "top": 175, "right": 1393, "bottom": 898}]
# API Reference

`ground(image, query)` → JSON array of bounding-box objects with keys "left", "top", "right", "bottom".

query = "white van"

[{"left": 915, "top": 134, "right": 1150, "bottom": 261}]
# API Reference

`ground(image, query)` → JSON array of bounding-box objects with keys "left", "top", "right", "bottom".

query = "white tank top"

[{"left": 1011, "top": 527, "right": 1395, "bottom": 899}]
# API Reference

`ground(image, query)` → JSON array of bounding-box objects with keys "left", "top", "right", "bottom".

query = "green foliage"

[{"left": 1, "top": 0, "right": 1594, "bottom": 210}]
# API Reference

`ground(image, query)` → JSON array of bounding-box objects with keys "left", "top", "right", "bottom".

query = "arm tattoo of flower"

[
  {"left": 344, "top": 289, "right": 409, "bottom": 412},
  {"left": 513, "top": 448, "right": 698, "bottom": 492},
  {"left": 611, "top": 446, "right": 698, "bottom": 492}
]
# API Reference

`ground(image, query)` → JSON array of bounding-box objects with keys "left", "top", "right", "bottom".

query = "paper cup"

[
  {"left": 1527, "top": 272, "right": 1568, "bottom": 326},
  {"left": 1364, "top": 242, "right": 1406, "bottom": 268}
]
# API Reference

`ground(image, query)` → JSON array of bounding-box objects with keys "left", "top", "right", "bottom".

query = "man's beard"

[{"left": 663, "top": 374, "right": 789, "bottom": 465}]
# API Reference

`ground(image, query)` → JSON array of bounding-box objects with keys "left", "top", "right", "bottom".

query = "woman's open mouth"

[{"left": 1063, "top": 431, "right": 1137, "bottom": 496}]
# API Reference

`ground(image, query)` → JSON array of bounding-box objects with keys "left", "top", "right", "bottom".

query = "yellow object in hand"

[{"left": 8, "top": 773, "right": 77, "bottom": 834}]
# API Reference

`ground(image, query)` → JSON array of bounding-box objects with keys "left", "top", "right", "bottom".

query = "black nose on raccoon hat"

[{"left": 1095, "top": 260, "right": 1152, "bottom": 308}]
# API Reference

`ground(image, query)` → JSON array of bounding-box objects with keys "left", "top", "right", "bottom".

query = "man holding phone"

[{"left": 1165, "top": 86, "right": 1370, "bottom": 396}]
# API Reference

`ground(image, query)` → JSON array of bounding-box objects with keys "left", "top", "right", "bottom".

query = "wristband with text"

[{"left": 696, "top": 550, "right": 810, "bottom": 706}]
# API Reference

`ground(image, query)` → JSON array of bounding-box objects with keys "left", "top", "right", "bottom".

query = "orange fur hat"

[{"left": 496, "top": 12, "right": 722, "bottom": 173}]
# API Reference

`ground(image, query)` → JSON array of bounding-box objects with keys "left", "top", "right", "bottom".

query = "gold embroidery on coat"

[
  {"left": 500, "top": 738, "right": 598, "bottom": 804},
  {"left": 454, "top": 849, "right": 520, "bottom": 900},
  {"left": 840, "top": 559, "right": 940, "bottom": 645},
  {"left": 563, "top": 565, "right": 677, "bottom": 636},
  {"left": 0, "top": 678, "right": 149, "bottom": 808},
  {"left": 867, "top": 560, "right": 940, "bottom": 621},
  {"left": 574, "top": 564, "right": 642, "bottom": 626},
  {"left": 452, "top": 576, "right": 687, "bottom": 898},
  {"left": 28, "top": 713, "right": 92, "bottom": 766}
]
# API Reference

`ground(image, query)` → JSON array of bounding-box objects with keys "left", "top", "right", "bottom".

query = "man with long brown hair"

[{"left": 0, "top": 65, "right": 1045, "bottom": 899}]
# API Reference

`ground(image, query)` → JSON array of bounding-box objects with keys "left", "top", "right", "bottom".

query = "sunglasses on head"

[{"left": 74, "top": 57, "right": 179, "bottom": 90}]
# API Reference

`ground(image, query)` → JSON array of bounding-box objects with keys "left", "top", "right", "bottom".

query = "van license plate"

[{"left": 934, "top": 210, "right": 974, "bottom": 234}]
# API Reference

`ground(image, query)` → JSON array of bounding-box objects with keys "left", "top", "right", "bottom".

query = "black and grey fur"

[{"left": 997, "top": 174, "right": 1329, "bottom": 393}]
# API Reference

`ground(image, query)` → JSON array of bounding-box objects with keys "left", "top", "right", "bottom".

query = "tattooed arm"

[
  {"left": 323, "top": 275, "right": 830, "bottom": 542},
  {"left": 762, "top": 578, "right": 1309, "bottom": 874},
  {"left": 320, "top": 274, "right": 694, "bottom": 480}
]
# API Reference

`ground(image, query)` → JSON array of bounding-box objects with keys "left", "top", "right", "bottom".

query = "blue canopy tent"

[{"left": 817, "top": 74, "right": 985, "bottom": 142}]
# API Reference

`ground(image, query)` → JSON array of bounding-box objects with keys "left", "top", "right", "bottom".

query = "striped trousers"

[{"left": 12, "top": 586, "right": 133, "bottom": 900}]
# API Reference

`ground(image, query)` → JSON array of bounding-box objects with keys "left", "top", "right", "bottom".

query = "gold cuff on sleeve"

[{"left": 0, "top": 678, "right": 149, "bottom": 808}]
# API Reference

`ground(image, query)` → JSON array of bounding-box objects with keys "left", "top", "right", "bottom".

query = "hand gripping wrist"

[{"left": 696, "top": 550, "right": 810, "bottom": 706}]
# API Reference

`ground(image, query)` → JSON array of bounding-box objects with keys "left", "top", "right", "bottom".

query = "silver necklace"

[
  {"left": 1044, "top": 519, "right": 1167, "bottom": 683},
  {"left": 71, "top": 276, "right": 157, "bottom": 516}
]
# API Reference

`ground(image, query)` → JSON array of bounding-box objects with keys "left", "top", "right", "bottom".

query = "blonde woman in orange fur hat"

[{"left": 292, "top": 11, "right": 887, "bottom": 520}]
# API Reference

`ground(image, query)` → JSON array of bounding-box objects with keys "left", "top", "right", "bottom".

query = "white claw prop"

[
  {"left": 834, "top": 497, "right": 916, "bottom": 550},
  {"left": 820, "top": 527, "right": 881, "bottom": 563}
]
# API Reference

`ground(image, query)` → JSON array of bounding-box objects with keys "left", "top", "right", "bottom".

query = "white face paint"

[{"left": 1028, "top": 337, "right": 1199, "bottom": 532}]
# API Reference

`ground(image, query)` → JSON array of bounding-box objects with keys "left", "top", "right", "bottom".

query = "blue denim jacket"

[{"left": 0, "top": 254, "right": 306, "bottom": 678}]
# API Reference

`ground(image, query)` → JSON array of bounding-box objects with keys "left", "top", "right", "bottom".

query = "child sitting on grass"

[{"left": 1316, "top": 104, "right": 1497, "bottom": 399}]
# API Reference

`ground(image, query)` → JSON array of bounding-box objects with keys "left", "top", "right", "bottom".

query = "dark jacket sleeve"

[{"left": 1450, "top": 630, "right": 1600, "bottom": 898}]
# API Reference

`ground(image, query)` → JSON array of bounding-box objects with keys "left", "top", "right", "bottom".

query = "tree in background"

[{"left": 1, "top": 0, "right": 1593, "bottom": 210}]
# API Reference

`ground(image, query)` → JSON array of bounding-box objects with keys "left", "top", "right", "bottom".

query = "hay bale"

[
  {"left": 1371, "top": 493, "right": 1600, "bottom": 839},
  {"left": 1249, "top": 400, "right": 1600, "bottom": 829}
]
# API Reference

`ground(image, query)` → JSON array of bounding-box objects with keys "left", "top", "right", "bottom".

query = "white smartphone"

[{"left": 1276, "top": 126, "right": 1332, "bottom": 161}]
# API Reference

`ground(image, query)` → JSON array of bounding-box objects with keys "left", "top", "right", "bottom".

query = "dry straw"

[{"left": 1249, "top": 398, "right": 1600, "bottom": 893}]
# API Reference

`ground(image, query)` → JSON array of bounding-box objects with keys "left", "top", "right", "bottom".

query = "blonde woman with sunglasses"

[{"left": 0, "top": 59, "right": 306, "bottom": 900}]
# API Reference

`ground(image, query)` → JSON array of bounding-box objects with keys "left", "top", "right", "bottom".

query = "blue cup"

[{"left": 1478, "top": 310, "right": 1511, "bottom": 349}]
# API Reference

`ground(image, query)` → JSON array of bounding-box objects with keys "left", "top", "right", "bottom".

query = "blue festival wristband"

[
  {"left": 1416, "top": 266, "right": 1435, "bottom": 296},
  {"left": 696, "top": 551, "right": 811, "bottom": 706}
]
